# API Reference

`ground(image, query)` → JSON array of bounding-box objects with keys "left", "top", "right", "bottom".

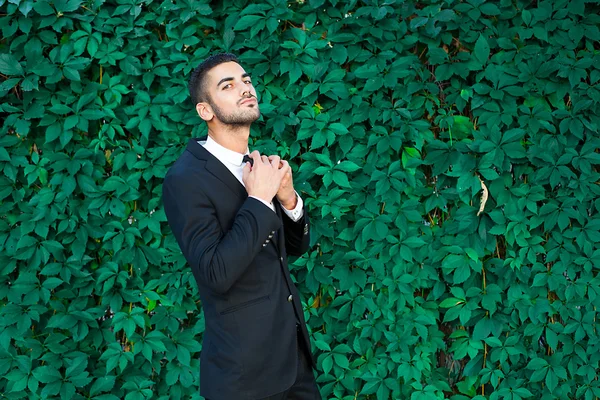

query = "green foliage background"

[{"left": 1, "top": 0, "right": 600, "bottom": 399}]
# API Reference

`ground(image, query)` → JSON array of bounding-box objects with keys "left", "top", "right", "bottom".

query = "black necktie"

[{"left": 242, "top": 155, "right": 253, "bottom": 166}]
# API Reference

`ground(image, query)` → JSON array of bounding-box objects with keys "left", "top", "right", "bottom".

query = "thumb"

[
  {"left": 279, "top": 165, "right": 288, "bottom": 179},
  {"left": 242, "top": 162, "right": 251, "bottom": 182}
]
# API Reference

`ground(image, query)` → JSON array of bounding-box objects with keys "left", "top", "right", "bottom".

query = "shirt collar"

[{"left": 203, "top": 136, "right": 249, "bottom": 167}]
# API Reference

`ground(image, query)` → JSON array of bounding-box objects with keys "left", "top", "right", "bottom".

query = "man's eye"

[
  {"left": 245, "top": 80, "right": 252, "bottom": 84},
  {"left": 222, "top": 84, "right": 232, "bottom": 89}
]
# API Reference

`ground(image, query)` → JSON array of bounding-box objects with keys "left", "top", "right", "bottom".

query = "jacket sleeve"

[
  {"left": 281, "top": 204, "right": 311, "bottom": 257},
  {"left": 162, "top": 171, "right": 281, "bottom": 294}
]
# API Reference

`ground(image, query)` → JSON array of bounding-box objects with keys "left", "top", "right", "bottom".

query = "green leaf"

[
  {"left": 453, "top": 264, "right": 471, "bottom": 284},
  {"left": 440, "top": 298, "right": 465, "bottom": 308},
  {"left": 474, "top": 34, "right": 490, "bottom": 64},
  {"left": 63, "top": 67, "right": 80, "bottom": 81},
  {"left": 234, "top": 15, "right": 263, "bottom": 31},
  {"left": 336, "top": 161, "right": 360, "bottom": 172},
  {"left": 329, "top": 123, "right": 348, "bottom": 135},
  {"left": 120, "top": 56, "right": 142, "bottom": 76},
  {"left": 568, "top": 0, "right": 584, "bottom": 16},
  {"left": 32, "top": 366, "right": 62, "bottom": 383},
  {"left": 314, "top": 339, "right": 331, "bottom": 351},
  {"left": 545, "top": 370, "right": 558, "bottom": 392},
  {"left": 0, "top": 147, "right": 10, "bottom": 161},
  {"left": 0, "top": 54, "right": 24, "bottom": 76},
  {"left": 443, "top": 254, "right": 464, "bottom": 270},
  {"left": 0, "top": 78, "right": 20, "bottom": 93},
  {"left": 526, "top": 357, "right": 548, "bottom": 370},
  {"left": 333, "top": 353, "right": 349, "bottom": 369},
  {"left": 16, "top": 235, "right": 37, "bottom": 250},
  {"left": 480, "top": 3, "right": 500, "bottom": 15},
  {"left": 332, "top": 170, "right": 351, "bottom": 187}
]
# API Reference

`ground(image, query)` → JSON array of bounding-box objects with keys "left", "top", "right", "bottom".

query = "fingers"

[
  {"left": 279, "top": 160, "right": 290, "bottom": 172},
  {"left": 267, "top": 155, "right": 288, "bottom": 170},
  {"left": 251, "top": 152, "right": 291, "bottom": 177},
  {"left": 268, "top": 155, "right": 281, "bottom": 168},
  {"left": 249, "top": 150, "right": 261, "bottom": 164},
  {"left": 278, "top": 160, "right": 290, "bottom": 178}
]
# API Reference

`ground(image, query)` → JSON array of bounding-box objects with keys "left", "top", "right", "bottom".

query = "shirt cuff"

[
  {"left": 249, "top": 196, "right": 275, "bottom": 213},
  {"left": 280, "top": 192, "right": 304, "bottom": 222}
]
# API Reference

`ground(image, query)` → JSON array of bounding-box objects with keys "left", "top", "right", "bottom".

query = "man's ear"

[{"left": 196, "top": 102, "right": 213, "bottom": 122}]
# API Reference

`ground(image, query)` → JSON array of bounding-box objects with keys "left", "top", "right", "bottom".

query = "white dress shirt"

[{"left": 199, "top": 137, "right": 304, "bottom": 221}]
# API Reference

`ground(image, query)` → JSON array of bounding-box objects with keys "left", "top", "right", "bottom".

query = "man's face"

[{"left": 202, "top": 61, "right": 260, "bottom": 126}]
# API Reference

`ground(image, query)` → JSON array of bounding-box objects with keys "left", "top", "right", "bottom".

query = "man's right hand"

[{"left": 242, "top": 150, "right": 286, "bottom": 203}]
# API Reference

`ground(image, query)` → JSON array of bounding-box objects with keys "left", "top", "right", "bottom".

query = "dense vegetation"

[{"left": 1, "top": 0, "right": 599, "bottom": 399}]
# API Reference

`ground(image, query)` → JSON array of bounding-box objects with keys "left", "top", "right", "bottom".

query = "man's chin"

[
  {"left": 238, "top": 109, "right": 260, "bottom": 124},
  {"left": 218, "top": 112, "right": 260, "bottom": 127},
  {"left": 241, "top": 105, "right": 260, "bottom": 118},
  {"left": 210, "top": 101, "right": 260, "bottom": 125}
]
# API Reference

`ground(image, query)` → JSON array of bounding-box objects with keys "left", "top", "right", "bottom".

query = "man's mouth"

[{"left": 239, "top": 97, "right": 257, "bottom": 106}]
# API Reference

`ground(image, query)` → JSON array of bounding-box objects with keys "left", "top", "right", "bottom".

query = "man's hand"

[
  {"left": 243, "top": 151, "right": 286, "bottom": 203},
  {"left": 268, "top": 155, "right": 296, "bottom": 210}
]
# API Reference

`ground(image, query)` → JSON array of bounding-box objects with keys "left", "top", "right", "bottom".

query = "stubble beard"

[{"left": 210, "top": 100, "right": 261, "bottom": 127}]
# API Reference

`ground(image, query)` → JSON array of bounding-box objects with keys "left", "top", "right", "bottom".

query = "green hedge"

[{"left": 1, "top": 0, "right": 600, "bottom": 399}]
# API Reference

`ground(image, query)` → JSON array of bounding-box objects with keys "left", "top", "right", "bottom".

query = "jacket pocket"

[{"left": 219, "top": 295, "right": 269, "bottom": 315}]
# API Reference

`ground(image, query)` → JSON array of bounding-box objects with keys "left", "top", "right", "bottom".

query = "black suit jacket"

[{"left": 162, "top": 138, "right": 314, "bottom": 400}]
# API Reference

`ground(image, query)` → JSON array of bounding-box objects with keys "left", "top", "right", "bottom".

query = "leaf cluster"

[{"left": 1, "top": 0, "right": 600, "bottom": 399}]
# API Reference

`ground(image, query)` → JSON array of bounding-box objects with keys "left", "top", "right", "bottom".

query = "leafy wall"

[{"left": 1, "top": 0, "right": 600, "bottom": 399}]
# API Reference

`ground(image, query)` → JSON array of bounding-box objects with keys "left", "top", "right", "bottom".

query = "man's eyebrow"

[
  {"left": 216, "top": 77, "right": 234, "bottom": 88},
  {"left": 216, "top": 74, "right": 251, "bottom": 88}
]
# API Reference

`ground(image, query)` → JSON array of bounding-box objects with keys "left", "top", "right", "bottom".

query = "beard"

[{"left": 210, "top": 98, "right": 260, "bottom": 127}]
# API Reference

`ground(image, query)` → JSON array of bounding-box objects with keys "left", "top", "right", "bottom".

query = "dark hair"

[{"left": 188, "top": 53, "right": 240, "bottom": 106}]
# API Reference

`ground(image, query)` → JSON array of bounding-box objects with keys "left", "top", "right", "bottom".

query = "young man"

[{"left": 162, "top": 53, "right": 320, "bottom": 400}]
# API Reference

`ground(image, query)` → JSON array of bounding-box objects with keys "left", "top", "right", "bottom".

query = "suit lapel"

[{"left": 185, "top": 138, "right": 247, "bottom": 201}]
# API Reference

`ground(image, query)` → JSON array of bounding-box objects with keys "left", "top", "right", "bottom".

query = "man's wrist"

[
  {"left": 280, "top": 193, "right": 297, "bottom": 210},
  {"left": 248, "top": 196, "right": 276, "bottom": 212},
  {"left": 247, "top": 190, "right": 272, "bottom": 204}
]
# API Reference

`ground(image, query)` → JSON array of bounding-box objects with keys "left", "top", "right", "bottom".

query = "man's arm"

[
  {"left": 163, "top": 170, "right": 281, "bottom": 294},
  {"left": 267, "top": 155, "right": 311, "bottom": 257},
  {"left": 281, "top": 203, "right": 310, "bottom": 257}
]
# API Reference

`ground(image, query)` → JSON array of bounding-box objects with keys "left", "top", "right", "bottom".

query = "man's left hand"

[{"left": 268, "top": 155, "right": 296, "bottom": 210}]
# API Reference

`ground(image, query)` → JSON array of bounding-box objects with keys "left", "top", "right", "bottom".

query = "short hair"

[{"left": 188, "top": 53, "right": 240, "bottom": 106}]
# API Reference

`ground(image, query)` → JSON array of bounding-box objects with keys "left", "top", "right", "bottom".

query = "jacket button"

[
  {"left": 287, "top": 295, "right": 293, "bottom": 302},
  {"left": 280, "top": 257, "right": 284, "bottom": 262}
]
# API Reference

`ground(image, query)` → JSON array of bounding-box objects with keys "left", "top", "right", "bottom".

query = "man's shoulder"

[{"left": 164, "top": 146, "right": 208, "bottom": 182}]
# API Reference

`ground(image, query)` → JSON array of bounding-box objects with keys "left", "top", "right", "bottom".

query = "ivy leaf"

[
  {"left": 526, "top": 357, "right": 548, "bottom": 370},
  {"left": 314, "top": 340, "right": 331, "bottom": 351},
  {"left": 440, "top": 298, "right": 465, "bottom": 308},
  {"left": 0, "top": 54, "right": 24, "bottom": 76},
  {"left": 234, "top": 15, "right": 263, "bottom": 31},
  {"left": 32, "top": 366, "right": 62, "bottom": 383},
  {"left": 474, "top": 34, "right": 490, "bottom": 65}
]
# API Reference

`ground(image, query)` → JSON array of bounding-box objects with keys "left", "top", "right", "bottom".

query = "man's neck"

[{"left": 207, "top": 125, "right": 250, "bottom": 154}]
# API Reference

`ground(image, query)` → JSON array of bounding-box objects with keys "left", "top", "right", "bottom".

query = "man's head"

[{"left": 189, "top": 53, "right": 260, "bottom": 127}]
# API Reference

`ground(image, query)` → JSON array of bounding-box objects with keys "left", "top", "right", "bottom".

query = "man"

[{"left": 162, "top": 53, "right": 320, "bottom": 400}]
